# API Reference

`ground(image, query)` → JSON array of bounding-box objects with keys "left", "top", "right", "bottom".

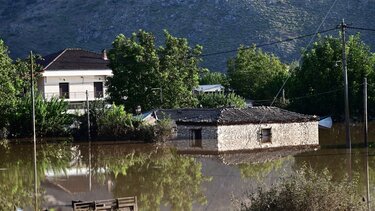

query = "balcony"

[{"left": 44, "top": 91, "right": 105, "bottom": 102}]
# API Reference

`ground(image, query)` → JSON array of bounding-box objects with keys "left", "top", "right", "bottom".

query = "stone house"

[{"left": 155, "top": 107, "right": 319, "bottom": 152}]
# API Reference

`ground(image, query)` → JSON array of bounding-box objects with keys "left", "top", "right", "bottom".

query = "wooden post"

[
  {"left": 364, "top": 77, "right": 368, "bottom": 147},
  {"left": 30, "top": 51, "right": 38, "bottom": 211}
]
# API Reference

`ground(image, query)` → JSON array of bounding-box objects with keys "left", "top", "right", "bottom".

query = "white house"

[{"left": 37, "top": 48, "right": 112, "bottom": 108}]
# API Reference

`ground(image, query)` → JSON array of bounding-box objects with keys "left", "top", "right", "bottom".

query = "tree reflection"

[
  {"left": 81, "top": 144, "right": 209, "bottom": 211},
  {"left": 0, "top": 141, "right": 73, "bottom": 210},
  {"left": 238, "top": 156, "right": 292, "bottom": 181}
]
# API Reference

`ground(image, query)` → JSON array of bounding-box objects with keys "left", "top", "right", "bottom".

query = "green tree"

[
  {"left": 199, "top": 70, "right": 229, "bottom": 87},
  {"left": 107, "top": 30, "right": 161, "bottom": 112},
  {"left": 107, "top": 30, "right": 203, "bottom": 111},
  {"left": 158, "top": 30, "right": 202, "bottom": 108},
  {"left": 227, "top": 46, "right": 289, "bottom": 102},
  {"left": 197, "top": 93, "right": 246, "bottom": 108},
  {"left": 0, "top": 40, "right": 17, "bottom": 134},
  {"left": 288, "top": 34, "right": 375, "bottom": 117}
]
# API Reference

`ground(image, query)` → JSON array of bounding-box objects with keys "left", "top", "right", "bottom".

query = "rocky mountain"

[{"left": 1, "top": 0, "right": 375, "bottom": 70}]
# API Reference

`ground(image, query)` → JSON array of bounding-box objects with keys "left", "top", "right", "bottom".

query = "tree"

[
  {"left": 107, "top": 30, "right": 161, "bottom": 112},
  {"left": 199, "top": 70, "right": 229, "bottom": 87},
  {"left": 288, "top": 34, "right": 375, "bottom": 117},
  {"left": 107, "top": 30, "right": 203, "bottom": 112},
  {"left": 197, "top": 93, "right": 246, "bottom": 108},
  {"left": 227, "top": 46, "right": 289, "bottom": 102},
  {"left": 0, "top": 40, "right": 17, "bottom": 133},
  {"left": 158, "top": 30, "right": 202, "bottom": 108}
]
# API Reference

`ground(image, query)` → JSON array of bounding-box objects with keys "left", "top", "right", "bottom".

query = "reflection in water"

[
  {"left": 0, "top": 141, "right": 73, "bottom": 210},
  {"left": 0, "top": 123, "right": 374, "bottom": 210},
  {"left": 238, "top": 156, "right": 292, "bottom": 181},
  {"left": 319, "top": 122, "right": 375, "bottom": 145},
  {"left": 81, "top": 144, "right": 210, "bottom": 211}
]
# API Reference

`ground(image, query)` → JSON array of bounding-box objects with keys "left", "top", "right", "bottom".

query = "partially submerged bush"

[
  {"left": 97, "top": 104, "right": 134, "bottom": 137},
  {"left": 77, "top": 103, "right": 173, "bottom": 142},
  {"left": 153, "top": 118, "right": 173, "bottom": 142},
  {"left": 240, "top": 166, "right": 366, "bottom": 211},
  {"left": 7, "top": 94, "right": 72, "bottom": 138}
]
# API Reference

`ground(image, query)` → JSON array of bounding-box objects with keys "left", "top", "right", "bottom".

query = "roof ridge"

[
  {"left": 64, "top": 48, "right": 105, "bottom": 56},
  {"left": 43, "top": 49, "right": 67, "bottom": 70}
]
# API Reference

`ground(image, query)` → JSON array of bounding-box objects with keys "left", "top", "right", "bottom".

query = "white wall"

[{"left": 41, "top": 74, "right": 109, "bottom": 101}]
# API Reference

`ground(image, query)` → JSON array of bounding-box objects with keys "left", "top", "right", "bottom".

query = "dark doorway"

[
  {"left": 94, "top": 82, "right": 104, "bottom": 98},
  {"left": 191, "top": 129, "right": 202, "bottom": 147},
  {"left": 59, "top": 83, "right": 69, "bottom": 99}
]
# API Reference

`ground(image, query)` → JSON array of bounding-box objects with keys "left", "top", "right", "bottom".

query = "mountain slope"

[{"left": 1, "top": 0, "right": 375, "bottom": 70}]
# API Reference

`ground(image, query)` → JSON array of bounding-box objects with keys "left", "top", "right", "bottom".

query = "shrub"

[
  {"left": 154, "top": 118, "right": 173, "bottom": 142},
  {"left": 7, "top": 94, "right": 72, "bottom": 138},
  {"left": 97, "top": 104, "right": 134, "bottom": 137},
  {"left": 240, "top": 166, "right": 366, "bottom": 211}
]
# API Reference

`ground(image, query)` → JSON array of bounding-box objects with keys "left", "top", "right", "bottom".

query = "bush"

[
  {"left": 75, "top": 102, "right": 174, "bottom": 142},
  {"left": 240, "top": 166, "right": 366, "bottom": 211},
  {"left": 97, "top": 104, "right": 134, "bottom": 137},
  {"left": 154, "top": 118, "right": 173, "bottom": 142},
  {"left": 7, "top": 94, "right": 73, "bottom": 138}
]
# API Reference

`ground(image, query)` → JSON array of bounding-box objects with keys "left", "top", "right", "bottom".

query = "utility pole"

[
  {"left": 364, "top": 77, "right": 368, "bottom": 147},
  {"left": 340, "top": 19, "right": 351, "bottom": 149},
  {"left": 86, "top": 90, "right": 91, "bottom": 141},
  {"left": 30, "top": 51, "right": 38, "bottom": 211}
]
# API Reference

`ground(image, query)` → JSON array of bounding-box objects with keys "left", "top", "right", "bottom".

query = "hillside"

[{"left": 1, "top": 0, "right": 375, "bottom": 70}]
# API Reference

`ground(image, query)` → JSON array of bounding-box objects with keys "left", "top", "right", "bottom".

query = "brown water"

[{"left": 0, "top": 123, "right": 374, "bottom": 211}]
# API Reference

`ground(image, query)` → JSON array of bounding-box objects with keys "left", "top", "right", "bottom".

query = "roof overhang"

[{"left": 42, "top": 69, "right": 113, "bottom": 77}]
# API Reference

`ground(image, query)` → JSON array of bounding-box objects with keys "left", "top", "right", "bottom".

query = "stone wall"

[
  {"left": 217, "top": 121, "right": 319, "bottom": 151},
  {"left": 172, "top": 125, "right": 219, "bottom": 151}
]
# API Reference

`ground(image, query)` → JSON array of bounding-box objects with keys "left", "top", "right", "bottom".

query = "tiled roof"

[
  {"left": 156, "top": 107, "right": 318, "bottom": 125},
  {"left": 39, "top": 48, "right": 109, "bottom": 70}
]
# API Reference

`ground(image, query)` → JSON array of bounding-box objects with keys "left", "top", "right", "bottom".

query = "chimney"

[{"left": 102, "top": 49, "right": 108, "bottom": 60}]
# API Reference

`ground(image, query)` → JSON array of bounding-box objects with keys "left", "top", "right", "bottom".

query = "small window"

[
  {"left": 94, "top": 82, "right": 104, "bottom": 98},
  {"left": 59, "top": 83, "right": 69, "bottom": 99},
  {"left": 191, "top": 129, "right": 202, "bottom": 148},
  {"left": 260, "top": 128, "right": 272, "bottom": 143}
]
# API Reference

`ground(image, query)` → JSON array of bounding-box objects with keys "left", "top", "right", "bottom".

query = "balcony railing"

[{"left": 44, "top": 91, "right": 105, "bottom": 101}]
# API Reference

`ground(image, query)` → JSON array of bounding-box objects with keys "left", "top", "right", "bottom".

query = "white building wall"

[
  {"left": 41, "top": 74, "right": 109, "bottom": 102},
  {"left": 217, "top": 122, "right": 319, "bottom": 151}
]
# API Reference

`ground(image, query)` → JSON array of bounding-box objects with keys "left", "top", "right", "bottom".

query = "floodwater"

[{"left": 0, "top": 123, "right": 374, "bottom": 210}]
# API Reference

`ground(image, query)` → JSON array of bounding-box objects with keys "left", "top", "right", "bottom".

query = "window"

[
  {"left": 190, "top": 129, "right": 202, "bottom": 148},
  {"left": 260, "top": 128, "right": 272, "bottom": 143},
  {"left": 59, "top": 83, "right": 69, "bottom": 99},
  {"left": 94, "top": 82, "right": 104, "bottom": 98}
]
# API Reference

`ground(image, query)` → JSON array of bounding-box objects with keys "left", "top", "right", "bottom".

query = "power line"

[
  {"left": 200, "top": 27, "right": 337, "bottom": 57},
  {"left": 346, "top": 26, "right": 375, "bottom": 32},
  {"left": 251, "top": 84, "right": 364, "bottom": 104}
]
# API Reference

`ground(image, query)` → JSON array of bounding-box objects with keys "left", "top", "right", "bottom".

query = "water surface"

[{"left": 0, "top": 123, "right": 374, "bottom": 210}]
